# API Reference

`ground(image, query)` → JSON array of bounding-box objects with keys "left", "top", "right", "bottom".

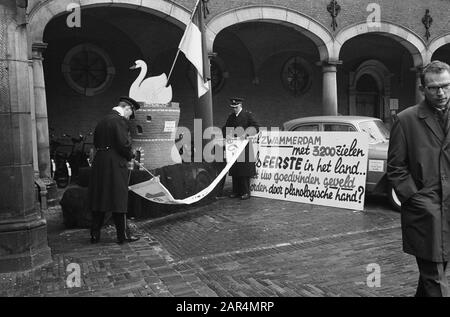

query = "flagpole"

[
  {"left": 196, "top": 0, "right": 213, "bottom": 130},
  {"left": 190, "top": 0, "right": 201, "bottom": 19},
  {"left": 166, "top": 0, "right": 201, "bottom": 87},
  {"left": 166, "top": 49, "right": 180, "bottom": 86}
]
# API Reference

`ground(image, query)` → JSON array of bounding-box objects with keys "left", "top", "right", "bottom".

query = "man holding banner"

[{"left": 222, "top": 97, "right": 259, "bottom": 200}]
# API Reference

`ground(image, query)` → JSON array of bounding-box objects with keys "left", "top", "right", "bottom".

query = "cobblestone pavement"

[{"left": 1, "top": 179, "right": 446, "bottom": 297}]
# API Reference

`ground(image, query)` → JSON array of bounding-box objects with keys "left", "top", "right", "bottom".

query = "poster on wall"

[
  {"left": 250, "top": 131, "right": 369, "bottom": 210},
  {"left": 164, "top": 121, "right": 176, "bottom": 132}
]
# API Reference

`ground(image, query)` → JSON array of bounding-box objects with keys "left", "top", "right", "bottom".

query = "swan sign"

[
  {"left": 250, "top": 131, "right": 369, "bottom": 210},
  {"left": 129, "top": 138, "right": 249, "bottom": 205},
  {"left": 129, "top": 60, "right": 173, "bottom": 104}
]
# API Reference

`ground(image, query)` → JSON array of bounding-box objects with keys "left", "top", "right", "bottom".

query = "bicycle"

[
  {"left": 49, "top": 131, "right": 73, "bottom": 188},
  {"left": 68, "top": 132, "right": 94, "bottom": 180}
]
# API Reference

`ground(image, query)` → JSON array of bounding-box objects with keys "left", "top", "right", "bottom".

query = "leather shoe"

[
  {"left": 240, "top": 194, "right": 250, "bottom": 200},
  {"left": 117, "top": 236, "right": 140, "bottom": 245},
  {"left": 229, "top": 193, "right": 239, "bottom": 198}
]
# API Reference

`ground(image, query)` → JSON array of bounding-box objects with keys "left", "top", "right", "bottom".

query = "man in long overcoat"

[
  {"left": 222, "top": 97, "right": 259, "bottom": 200},
  {"left": 88, "top": 96, "right": 140, "bottom": 244},
  {"left": 387, "top": 60, "right": 450, "bottom": 296}
]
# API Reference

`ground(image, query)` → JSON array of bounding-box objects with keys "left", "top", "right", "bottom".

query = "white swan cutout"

[{"left": 129, "top": 60, "right": 173, "bottom": 104}]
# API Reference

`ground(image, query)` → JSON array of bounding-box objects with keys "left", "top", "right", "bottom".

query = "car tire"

[{"left": 387, "top": 185, "right": 401, "bottom": 212}]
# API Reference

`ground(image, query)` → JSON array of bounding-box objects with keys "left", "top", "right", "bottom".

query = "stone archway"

[
  {"left": 349, "top": 60, "right": 392, "bottom": 120},
  {"left": 206, "top": 6, "right": 338, "bottom": 115},
  {"left": 205, "top": 6, "right": 334, "bottom": 62},
  {"left": 429, "top": 33, "right": 450, "bottom": 61},
  {"left": 334, "top": 22, "right": 427, "bottom": 67},
  {"left": 28, "top": 0, "right": 192, "bottom": 43},
  {"left": 336, "top": 22, "right": 427, "bottom": 110},
  {"left": 429, "top": 33, "right": 450, "bottom": 65},
  {"left": 27, "top": 0, "right": 192, "bottom": 179}
]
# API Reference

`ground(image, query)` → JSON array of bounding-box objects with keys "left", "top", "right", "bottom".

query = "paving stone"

[{"left": 2, "top": 189, "right": 448, "bottom": 297}]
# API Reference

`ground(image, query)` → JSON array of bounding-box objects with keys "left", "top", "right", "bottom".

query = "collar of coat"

[
  {"left": 417, "top": 100, "right": 450, "bottom": 118},
  {"left": 112, "top": 106, "right": 125, "bottom": 117},
  {"left": 416, "top": 99, "right": 450, "bottom": 142}
]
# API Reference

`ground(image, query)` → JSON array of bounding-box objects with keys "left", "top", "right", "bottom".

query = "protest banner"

[
  {"left": 250, "top": 131, "right": 369, "bottom": 210},
  {"left": 129, "top": 138, "right": 248, "bottom": 205}
]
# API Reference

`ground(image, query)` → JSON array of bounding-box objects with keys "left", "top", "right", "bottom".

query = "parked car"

[{"left": 282, "top": 116, "right": 400, "bottom": 211}]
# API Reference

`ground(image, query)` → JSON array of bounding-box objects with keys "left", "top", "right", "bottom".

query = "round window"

[
  {"left": 281, "top": 56, "right": 312, "bottom": 96},
  {"left": 62, "top": 44, "right": 115, "bottom": 96}
]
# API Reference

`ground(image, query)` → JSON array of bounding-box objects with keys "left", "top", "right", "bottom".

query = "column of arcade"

[{"left": 0, "top": 0, "right": 51, "bottom": 273}]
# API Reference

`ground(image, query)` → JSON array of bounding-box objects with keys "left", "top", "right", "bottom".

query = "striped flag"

[{"left": 178, "top": 0, "right": 210, "bottom": 97}]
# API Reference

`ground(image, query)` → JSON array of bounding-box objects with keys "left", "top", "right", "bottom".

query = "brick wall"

[
  {"left": 43, "top": 12, "right": 144, "bottom": 137},
  {"left": 211, "top": 48, "right": 323, "bottom": 131},
  {"left": 203, "top": 0, "right": 450, "bottom": 42},
  {"left": 43, "top": 8, "right": 327, "bottom": 136},
  {"left": 40, "top": 1, "right": 444, "bottom": 140},
  {"left": 43, "top": 7, "right": 196, "bottom": 137},
  {"left": 29, "top": 0, "right": 450, "bottom": 43}
]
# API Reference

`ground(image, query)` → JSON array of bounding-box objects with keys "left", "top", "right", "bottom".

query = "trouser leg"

[
  {"left": 415, "top": 257, "right": 449, "bottom": 297},
  {"left": 239, "top": 177, "right": 250, "bottom": 196},
  {"left": 112, "top": 213, "right": 127, "bottom": 242},
  {"left": 232, "top": 176, "right": 240, "bottom": 195},
  {"left": 415, "top": 273, "right": 425, "bottom": 297},
  {"left": 90, "top": 211, "right": 105, "bottom": 239}
]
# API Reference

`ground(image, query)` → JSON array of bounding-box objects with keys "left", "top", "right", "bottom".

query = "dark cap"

[
  {"left": 229, "top": 97, "right": 244, "bottom": 107},
  {"left": 119, "top": 96, "right": 141, "bottom": 111}
]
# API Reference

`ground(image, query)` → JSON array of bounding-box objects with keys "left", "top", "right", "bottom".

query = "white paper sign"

[
  {"left": 389, "top": 98, "right": 399, "bottom": 110},
  {"left": 164, "top": 121, "right": 176, "bottom": 132},
  {"left": 368, "top": 159, "right": 384, "bottom": 172},
  {"left": 250, "top": 131, "right": 369, "bottom": 210}
]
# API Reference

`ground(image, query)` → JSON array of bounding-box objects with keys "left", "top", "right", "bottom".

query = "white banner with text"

[
  {"left": 129, "top": 138, "right": 248, "bottom": 205},
  {"left": 250, "top": 131, "right": 369, "bottom": 210}
]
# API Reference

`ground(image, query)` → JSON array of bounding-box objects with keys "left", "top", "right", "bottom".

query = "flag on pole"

[{"left": 178, "top": 0, "right": 210, "bottom": 97}]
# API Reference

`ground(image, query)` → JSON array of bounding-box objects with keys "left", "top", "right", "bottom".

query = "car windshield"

[{"left": 358, "top": 120, "right": 390, "bottom": 144}]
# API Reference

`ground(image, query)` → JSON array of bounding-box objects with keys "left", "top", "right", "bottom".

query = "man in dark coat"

[
  {"left": 387, "top": 60, "right": 450, "bottom": 297},
  {"left": 88, "top": 96, "right": 141, "bottom": 244},
  {"left": 222, "top": 97, "right": 259, "bottom": 200}
]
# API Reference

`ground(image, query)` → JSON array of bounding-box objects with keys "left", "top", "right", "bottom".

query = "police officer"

[
  {"left": 88, "top": 96, "right": 141, "bottom": 244},
  {"left": 222, "top": 97, "right": 259, "bottom": 200}
]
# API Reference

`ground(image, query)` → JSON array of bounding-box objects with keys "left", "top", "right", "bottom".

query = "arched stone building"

[{"left": 1, "top": 0, "right": 450, "bottom": 271}]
